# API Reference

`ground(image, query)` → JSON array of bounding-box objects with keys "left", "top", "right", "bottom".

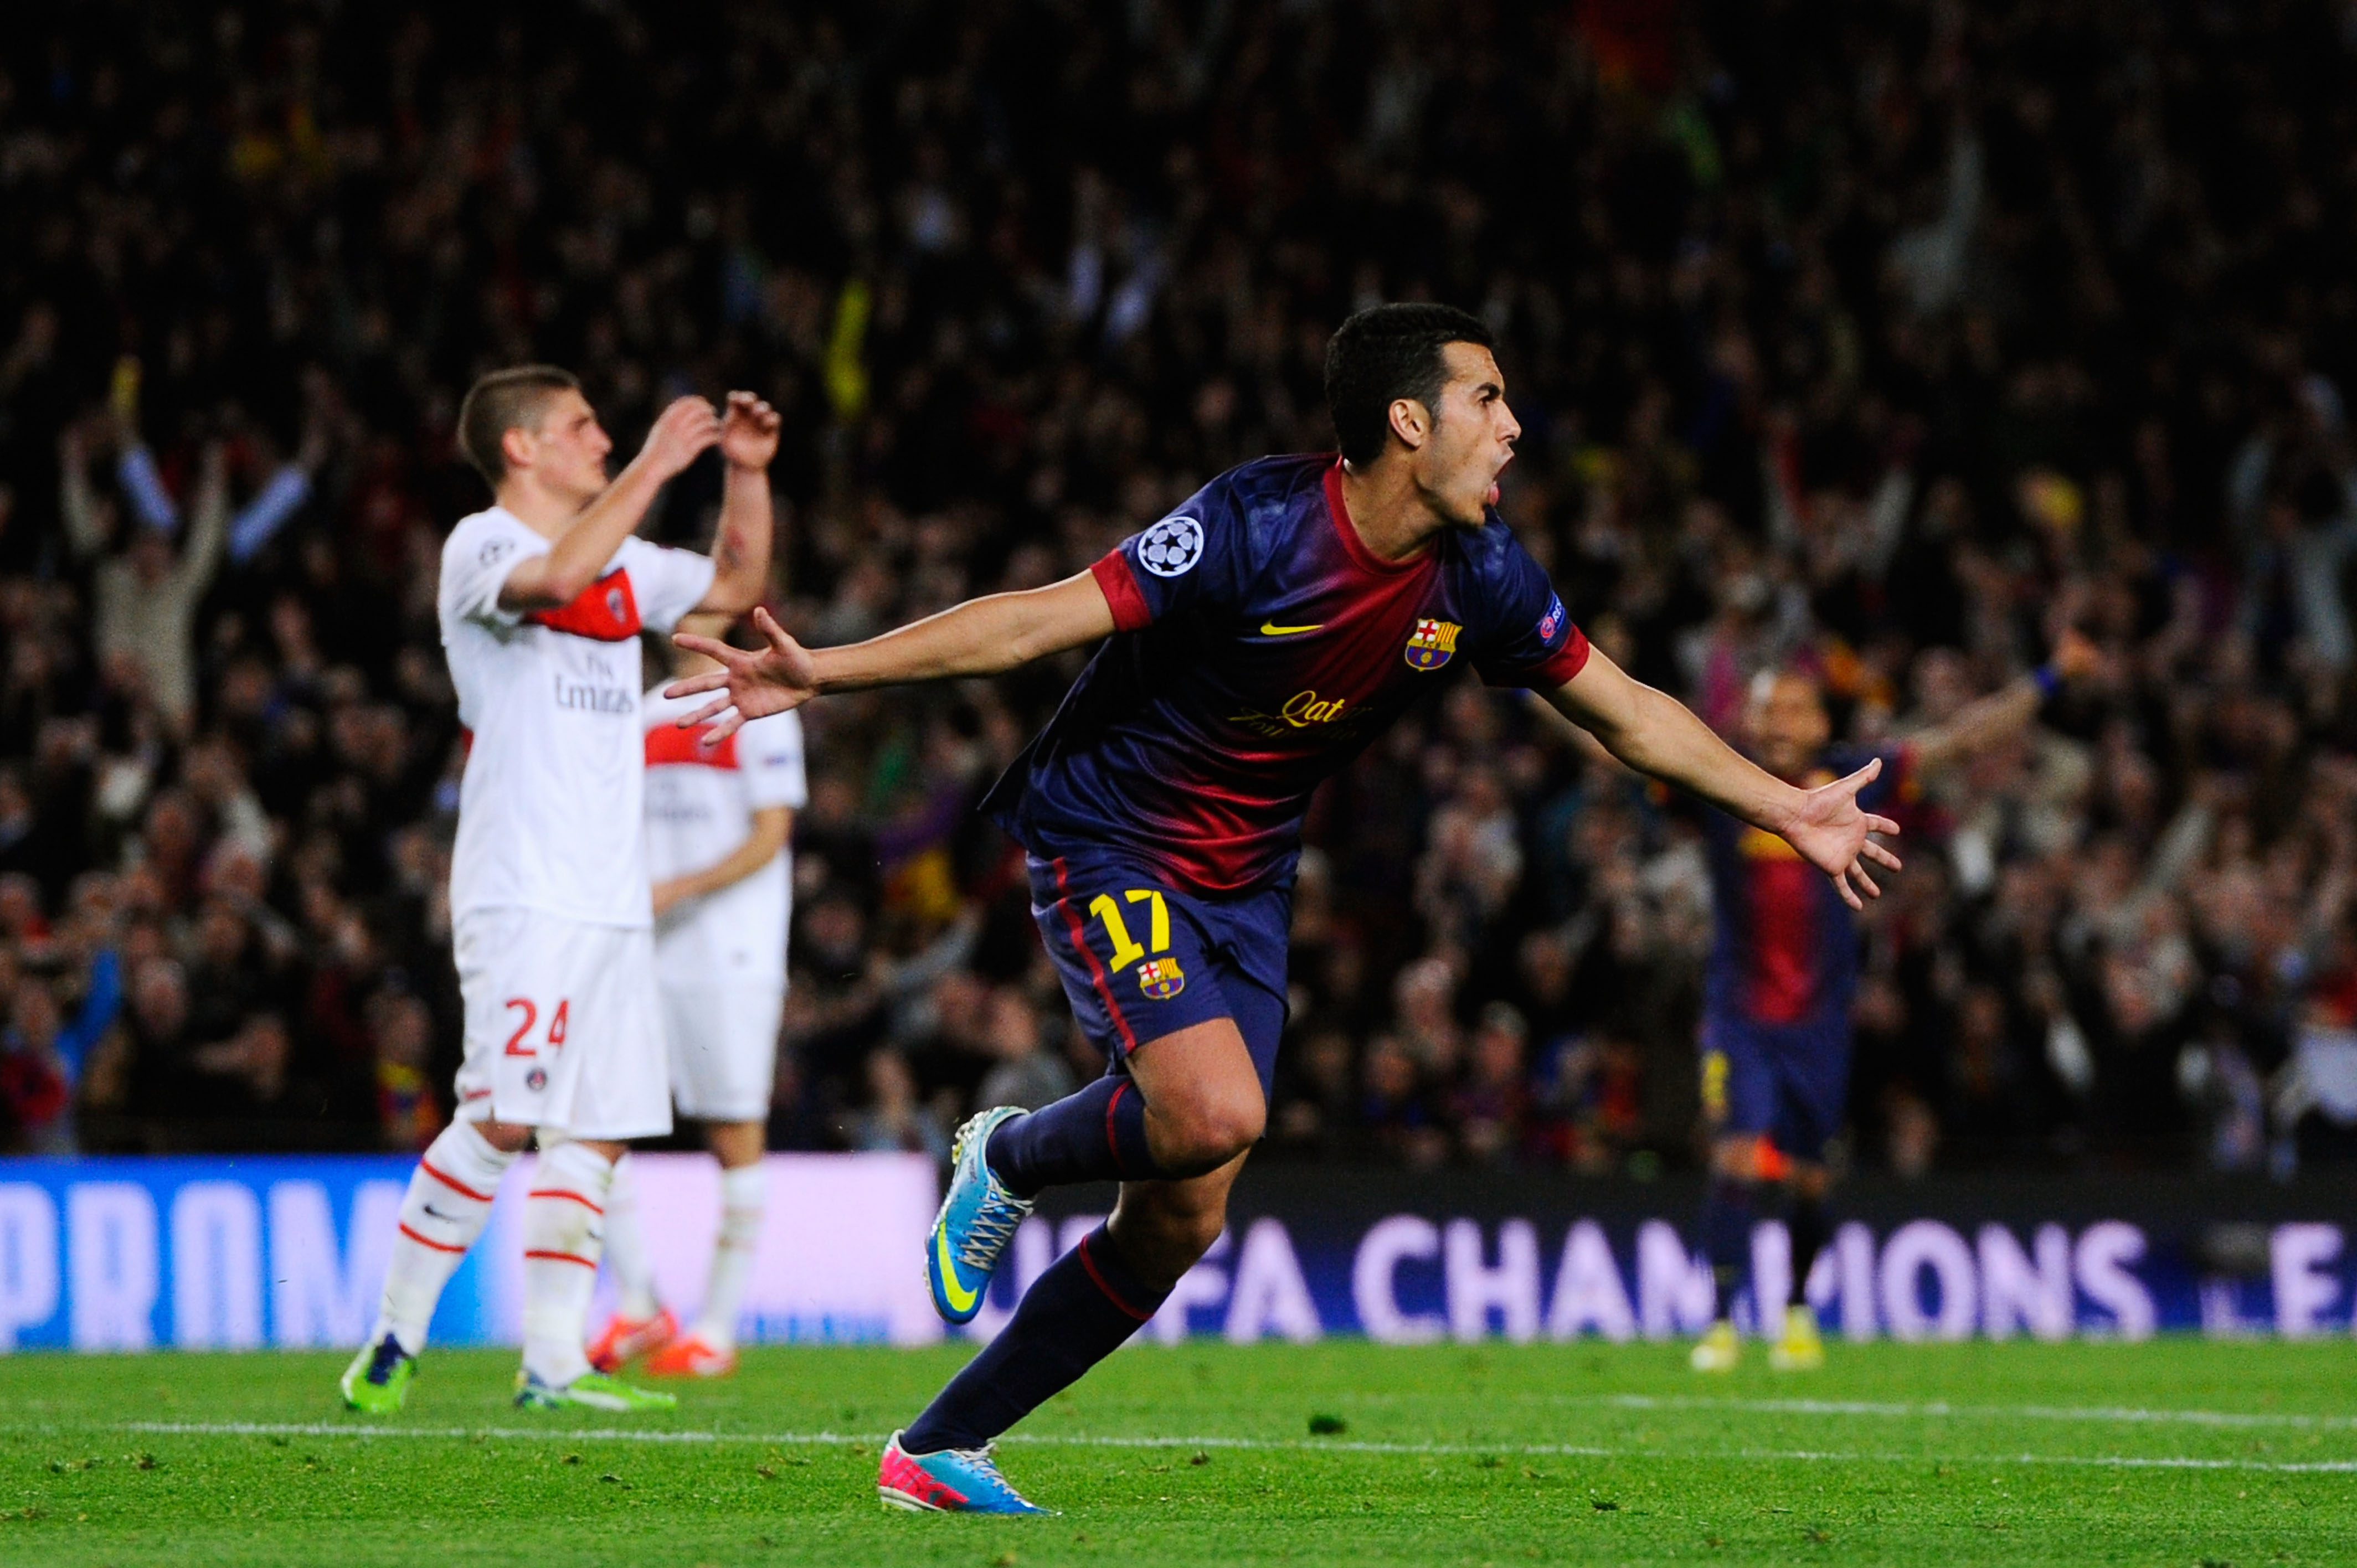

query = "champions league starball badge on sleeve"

[{"left": 1137, "top": 516, "right": 1205, "bottom": 577}]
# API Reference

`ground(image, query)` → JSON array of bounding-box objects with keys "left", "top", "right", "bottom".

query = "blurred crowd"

[{"left": 4, "top": 1, "right": 2357, "bottom": 1177}]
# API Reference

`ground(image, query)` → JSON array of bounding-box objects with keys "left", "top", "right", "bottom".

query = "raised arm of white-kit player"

[
  {"left": 694, "top": 391, "right": 780, "bottom": 615},
  {"left": 497, "top": 396, "right": 721, "bottom": 610}
]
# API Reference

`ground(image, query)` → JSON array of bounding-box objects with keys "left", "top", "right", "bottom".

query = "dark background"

[{"left": 2, "top": 1, "right": 2355, "bottom": 1183}]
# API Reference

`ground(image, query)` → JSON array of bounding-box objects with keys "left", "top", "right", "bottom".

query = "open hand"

[
  {"left": 641, "top": 395, "right": 723, "bottom": 482},
  {"left": 718, "top": 390, "right": 781, "bottom": 470},
  {"left": 1780, "top": 757, "right": 1903, "bottom": 910},
  {"left": 668, "top": 606, "right": 819, "bottom": 744}
]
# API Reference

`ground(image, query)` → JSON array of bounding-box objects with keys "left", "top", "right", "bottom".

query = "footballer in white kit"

[
  {"left": 340, "top": 365, "right": 778, "bottom": 1417},
  {"left": 587, "top": 680, "right": 806, "bottom": 1379},
  {"left": 642, "top": 693, "right": 806, "bottom": 1119},
  {"left": 440, "top": 518, "right": 716, "bottom": 1140}
]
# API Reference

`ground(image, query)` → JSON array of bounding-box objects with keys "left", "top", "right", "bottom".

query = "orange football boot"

[
  {"left": 586, "top": 1305, "right": 677, "bottom": 1373},
  {"left": 643, "top": 1332, "right": 738, "bottom": 1379}
]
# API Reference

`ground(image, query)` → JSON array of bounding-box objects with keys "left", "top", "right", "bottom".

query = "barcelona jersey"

[
  {"left": 1701, "top": 744, "right": 1915, "bottom": 1030},
  {"left": 981, "top": 453, "right": 1589, "bottom": 896}
]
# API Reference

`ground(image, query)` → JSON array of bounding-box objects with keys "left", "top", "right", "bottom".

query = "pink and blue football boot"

[{"left": 877, "top": 1431, "right": 1052, "bottom": 1514}]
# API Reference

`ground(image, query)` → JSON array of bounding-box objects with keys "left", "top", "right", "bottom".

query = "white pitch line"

[
  {"left": 1594, "top": 1394, "right": 2357, "bottom": 1432},
  {"left": 109, "top": 1421, "right": 2357, "bottom": 1474},
  {"left": 122, "top": 1421, "right": 836, "bottom": 1445}
]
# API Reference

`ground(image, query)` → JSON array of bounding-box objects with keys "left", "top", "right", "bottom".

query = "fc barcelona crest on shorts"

[
  {"left": 1137, "top": 956, "right": 1186, "bottom": 999},
  {"left": 1403, "top": 617, "right": 1461, "bottom": 670}
]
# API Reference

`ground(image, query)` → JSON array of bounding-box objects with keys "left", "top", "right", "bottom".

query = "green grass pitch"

[{"left": 1, "top": 1338, "right": 2351, "bottom": 1565}]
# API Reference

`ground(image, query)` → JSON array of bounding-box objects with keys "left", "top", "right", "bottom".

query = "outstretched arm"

[
  {"left": 498, "top": 395, "right": 721, "bottom": 610},
  {"left": 668, "top": 570, "right": 1116, "bottom": 741},
  {"left": 1908, "top": 629, "right": 2098, "bottom": 776},
  {"left": 1543, "top": 648, "right": 1901, "bottom": 909}
]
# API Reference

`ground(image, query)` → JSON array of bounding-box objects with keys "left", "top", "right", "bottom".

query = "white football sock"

[
  {"left": 521, "top": 1140, "right": 614, "bottom": 1387},
  {"left": 372, "top": 1120, "right": 516, "bottom": 1356},
  {"left": 693, "top": 1163, "right": 766, "bottom": 1351},
  {"left": 602, "top": 1153, "right": 661, "bottom": 1321}
]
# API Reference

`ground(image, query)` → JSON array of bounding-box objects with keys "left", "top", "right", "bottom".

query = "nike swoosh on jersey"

[
  {"left": 935, "top": 1227, "right": 980, "bottom": 1316},
  {"left": 1259, "top": 622, "right": 1323, "bottom": 636}
]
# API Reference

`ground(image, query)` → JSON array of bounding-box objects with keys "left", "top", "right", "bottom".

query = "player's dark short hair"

[
  {"left": 1324, "top": 303, "right": 1495, "bottom": 466},
  {"left": 457, "top": 365, "right": 581, "bottom": 483}
]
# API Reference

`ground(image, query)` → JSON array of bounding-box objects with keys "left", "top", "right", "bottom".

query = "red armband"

[{"left": 1090, "top": 550, "right": 1153, "bottom": 632}]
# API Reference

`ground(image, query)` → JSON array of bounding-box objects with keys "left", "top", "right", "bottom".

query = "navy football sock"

[
  {"left": 1701, "top": 1175, "right": 1757, "bottom": 1320},
  {"left": 1786, "top": 1194, "right": 1828, "bottom": 1307},
  {"left": 984, "top": 1076, "right": 1162, "bottom": 1198},
  {"left": 901, "top": 1225, "right": 1170, "bottom": 1454}
]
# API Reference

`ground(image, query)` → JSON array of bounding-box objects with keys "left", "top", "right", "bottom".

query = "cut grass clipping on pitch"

[{"left": 2, "top": 1339, "right": 2351, "bottom": 1565}]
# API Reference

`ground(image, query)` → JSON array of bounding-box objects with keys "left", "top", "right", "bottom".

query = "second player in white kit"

[
  {"left": 590, "top": 673, "right": 806, "bottom": 1378},
  {"left": 644, "top": 690, "right": 806, "bottom": 1122}
]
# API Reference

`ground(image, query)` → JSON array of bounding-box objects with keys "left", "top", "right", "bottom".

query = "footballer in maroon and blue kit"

[
  {"left": 1688, "top": 666, "right": 1924, "bottom": 1374},
  {"left": 982, "top": 451, "right": 1588, "bottom": 1100},
  {"left": 669, "top": 304, "right": 1906, "bottom": 1505},
  {"left": 1682, "top": 644, "right": 2074, "bottom": 1372},
  {"left": 1700, "top": 740, "right": 1913, "bottom": 1164}
]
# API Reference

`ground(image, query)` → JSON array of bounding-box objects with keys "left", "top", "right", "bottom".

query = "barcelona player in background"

[
  {"left": 672, "top": 304, "right": 1901, "bottom": 1514},
  {"left": 1690, "top": 639, "right": 2094, "bottom": 1373}
]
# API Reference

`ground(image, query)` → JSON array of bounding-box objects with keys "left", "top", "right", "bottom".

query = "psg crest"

[
  {"left": 1137, "top": 956, "right": 1187, "bottom": 999},
  {"left": 1403, "top": 617, "right": 1461, "bottom": 670}
]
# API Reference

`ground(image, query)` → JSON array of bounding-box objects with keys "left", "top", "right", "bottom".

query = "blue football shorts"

[
  {"left": 1029, "top": 852, "right": 1289, "bottom": 1101},
  {"left": 1698, "top": 1010, "right": 1852, "bottom": 1163}
]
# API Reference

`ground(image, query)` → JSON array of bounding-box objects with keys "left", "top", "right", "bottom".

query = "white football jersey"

[
  {"left": 642, "top": 688, "right": 807, "bottom": 984},
  {"left": 439, "top": 507, "right": 716, "bottom": 928}
]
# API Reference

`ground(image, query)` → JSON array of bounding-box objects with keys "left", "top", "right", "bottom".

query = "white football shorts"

[
  {"left": 451, "top": 907, "right": 672, "bottom": 1141},
  {"left": 658, "top": 975, "right": 784, "bottom": 1123}
]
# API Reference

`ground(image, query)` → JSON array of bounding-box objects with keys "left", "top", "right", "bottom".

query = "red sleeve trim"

[
  {"left": 1090, "top": 550, "right": 1153, "bottom": 632},
  {"left": 644, "top": 723, "right": 739, "bottom": 770},
  {"left": 1536, "top": 626, "right": 1593, "bottom": 687},
  {"left": 526, "top": 567, "right": 644, "bottom": 642},
  {"left": 1485, "top": 624, "right": 1592, "bottom": 689}
]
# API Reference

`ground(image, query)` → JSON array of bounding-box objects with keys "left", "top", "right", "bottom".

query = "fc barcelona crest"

[
  {"left": 1403, "top": 617, "right": 1461, "bottom": 670},
  {"left": 1137, "top": 957, "right": 1187, "bottom": 999}
]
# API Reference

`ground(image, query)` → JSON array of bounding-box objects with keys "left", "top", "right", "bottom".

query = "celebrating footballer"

[{"left": 671, "top": 303, "right": 1901, "bottom": 1513}]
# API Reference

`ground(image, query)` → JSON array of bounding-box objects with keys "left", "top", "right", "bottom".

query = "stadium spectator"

[
  {"left": 972, "top": 986, "right": 1074, "bottom": 1115},
  {"left": 846, "top": 1046, "right": 950, "bottom": 1162},
  {"left": 0, "top": 943, "right": 121, "bottom": 1153}
]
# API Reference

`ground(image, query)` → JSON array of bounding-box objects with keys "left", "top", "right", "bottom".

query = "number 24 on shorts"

[{"left": 502, "top": 997, "right": 572, "bottom": 1056}]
